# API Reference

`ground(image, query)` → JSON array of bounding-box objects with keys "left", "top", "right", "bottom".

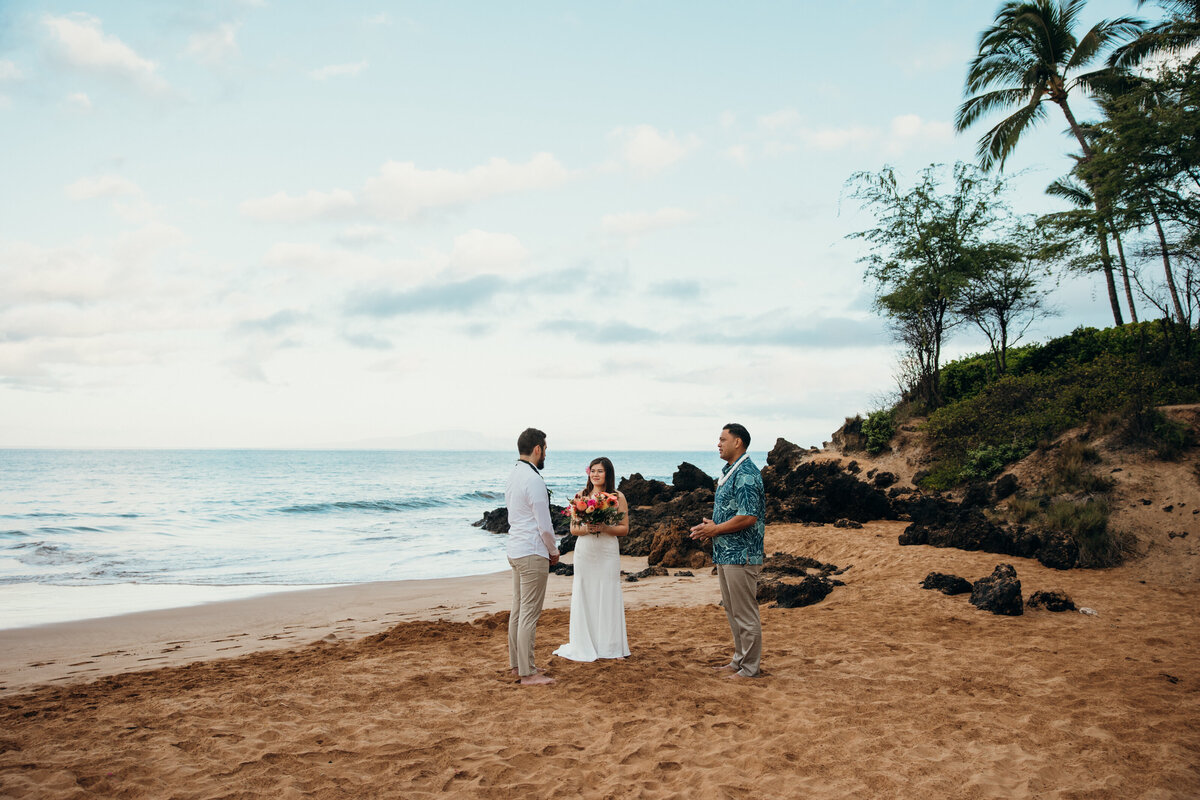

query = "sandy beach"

[{"left": 2, "top": 521, "right": 1198, "bottom": 799}]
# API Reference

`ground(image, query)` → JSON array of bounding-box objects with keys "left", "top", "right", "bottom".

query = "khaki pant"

[
  {"left": 508, "top": 555, "right": 549, "bottom": 677},
  {"left": 718, "top": 563, "right": 763, "bottom": 677}
]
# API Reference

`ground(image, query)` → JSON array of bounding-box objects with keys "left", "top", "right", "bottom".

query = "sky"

[{"left": 0, "top": 0, "right": 1153, "bottom": 450}]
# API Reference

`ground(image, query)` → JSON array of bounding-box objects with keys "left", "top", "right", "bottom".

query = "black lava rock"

[
  {"left": 969, "top": 564, "right": 1024, "bottom": 616},
  {"left": 672, "top": 462, "right": 716, "bottom": 493},
  {"left": 920, "top": 572, "right": 973, "bottom": 595},
  {"left": 757, "top": 575, "right": 840, "bottom": 608},
  {"left": 1027, "top": 590, "right": 1076, "bottom": 612},
  {"left": 1037, "top": 530, "right": 1079, "bottom": 570},
  {"left": 993, "top": 473, "right": 1019, "bottom": 500}
]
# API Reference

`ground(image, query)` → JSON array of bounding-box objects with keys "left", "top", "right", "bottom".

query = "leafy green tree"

[
  {"left": 1082, "top": 62, "right": 1199, "bottom": 332},
  {"left": 1110, "top": 0, "right": 1200, "bottom": 69},
  {"left": 955, "top": 0, "right": 1145, "bottom": 325},
  {"left": 848, "top": 163, "right": 1014, "bottom": 408},
  {"left": 955, "top": 223, "right": 1059, "bottom": 374}
]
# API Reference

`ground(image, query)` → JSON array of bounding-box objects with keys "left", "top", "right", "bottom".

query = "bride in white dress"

[{"left": 553, "top": 457, "right": 631, "bottom": 662}]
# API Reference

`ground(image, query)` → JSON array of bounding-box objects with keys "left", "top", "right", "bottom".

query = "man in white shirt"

[{"left": 506, "top": 427, "right": 560, "bottom": 686}]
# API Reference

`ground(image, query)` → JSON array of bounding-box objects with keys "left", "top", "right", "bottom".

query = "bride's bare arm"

[{"left": 602, "top": 492, "right": 630, "bottom": 537}]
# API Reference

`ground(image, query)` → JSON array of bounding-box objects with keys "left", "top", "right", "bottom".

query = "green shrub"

[
  {"left": 1004, "top": 495, "right": 1043, "bottom": 524},
  {"left": 959, "top": 441, "right": 1031, "bottom": 482},
  {"left": 862, "top": 409, "right": 895, "bottom": 455},
  {"left": 1121, "top": 405, "right": 1195, "bottom": 460},
  {"left": 1041, "top": 499, "right": 1129, "bottom": 568},
  {"left": 1045, "top": 440, "right": 1114, "bottom": 495}
]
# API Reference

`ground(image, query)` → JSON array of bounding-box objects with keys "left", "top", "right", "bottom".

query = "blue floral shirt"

[{"left": 711, "top": 457, "right": 765, "bottom": 565}]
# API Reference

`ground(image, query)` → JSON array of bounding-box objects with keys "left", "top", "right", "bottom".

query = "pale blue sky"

[{"left": 0, "top": 0, "right": 1151, "bottom": 449}]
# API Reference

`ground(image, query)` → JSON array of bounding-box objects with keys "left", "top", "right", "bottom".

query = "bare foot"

[
  {"left": 510, "top": 667, "right": 543, "bottom": 677},
  {"left": 519, "top": 673, "right": 556, "bottom": 686},
  {"left": 725, "top": 671, "right": 757, "bottom": 680},
  {"left": 711, "top": 663, "right": 737, "bottom": 672}
]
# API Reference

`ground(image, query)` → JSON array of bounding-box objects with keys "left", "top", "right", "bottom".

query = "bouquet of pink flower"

[{"left": 561, "top": 492, "right": 625, "bottom": 532}]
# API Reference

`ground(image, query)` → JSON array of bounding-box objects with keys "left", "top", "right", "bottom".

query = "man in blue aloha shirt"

[{"left": 689, "top": 422, "right": 765, "bottom": 678}]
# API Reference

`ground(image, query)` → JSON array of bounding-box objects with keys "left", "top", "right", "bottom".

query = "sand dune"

[{"left": 2, "top": 522, "right": 1198, "bottom": 799}]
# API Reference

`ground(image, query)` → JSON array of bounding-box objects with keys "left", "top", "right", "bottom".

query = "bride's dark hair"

[{"left": 583, "top": 456, "right": 616, "bottom": 495}]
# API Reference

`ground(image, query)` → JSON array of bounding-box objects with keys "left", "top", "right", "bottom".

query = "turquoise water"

[{"left": 0, "top": 449, "right": 763, "bottom": 627}]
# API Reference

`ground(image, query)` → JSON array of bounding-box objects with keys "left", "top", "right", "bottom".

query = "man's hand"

[
  {"left": 549, "top": 551, "right": 560, "bottom": 567},
  {"left": 689, "top": 518, "right": 718, "bottom": 541}
]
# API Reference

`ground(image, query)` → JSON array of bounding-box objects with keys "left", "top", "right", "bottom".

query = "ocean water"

[{"left": 0, "top": 449, "right": 759, "bottom": 629}]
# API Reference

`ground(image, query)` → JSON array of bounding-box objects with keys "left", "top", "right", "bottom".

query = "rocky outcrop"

[
  {"left": 762, "top": 551, "right": 843, "bottom": 578},
  {"left": 920, "top": 572, "right": 973, "bottom": 595},
  {"left": 1036, "top": 530, "right": 1079, "bottom": 570},
  {"left": 897, "top": 495, "right": 1040, "bottom": 559},
  {"left": 761, "top": 455, "right": 898, "bottom": 524},
  {"left": 830, "top": 416, "right": 868, "bottom": 453},
  {"left": 645, "top": 520, "right": 712, "bottom": 569},
  {"left": 619, "top": 481, "right": 716, "bottom": 563},
  {"left": 1028, "top": 590, "right": 1076, "bottom": 612},
  {"left": 969, "top": 564, "right": 1024, "bottom": 616},
  {"left": 672, "top": 462, "right": 716, "bottom": 493},
  {"left": 473, "top": 504, "right": 571, "bottom": 538},
  {"left": 619, "top": 473, "right": 674, "bottom": 507},
  {"left": 757, "top": 575, "right": 841, "bottom": 607}
]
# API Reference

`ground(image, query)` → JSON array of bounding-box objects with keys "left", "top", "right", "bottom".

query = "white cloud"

[
  {"left": 310, "top": 61, "right": 368, "bottom": 80},
  {"left": 361, "top": 153, "right": 568, "bottom": 221},
  {"left": 611, "top": 125, "right": 700, "bottom": 174},
  {"left": 601, "top": 207, "right": 696, "bottom": 238},
  {"left": 0, "top": 60, "right": 24, "bottom": 82},
  {"left": 365, "top": 13, "right": 391, "bottom": 26},
  {"left": 449, "top": 230, "right": 528, "bottom": 273},
  {"left": 890, "top": 113, "right": 953, "bottom": 142},
  {"left": 240, "top": 188, "right": 358, "bottom": 222},
  {"left": 751, "top": 109, "right": 952, "bottom": 156},
  {"left": 65, "top": 174, "right": 142, "bottom": 201},
  {"left": 725, "top": 145, "right": 748, "bottom": 165},
  {"left": 262, "top": 241, "right": 438, "bottom": 282},
  {"left": 336, "top": 224, "right": 391, "bottom": 247},
  {"left": 186, "top": 23, "right": 240, "bottom": 65},
  {"left": 0, "top": 240, "right": 117, "bottom": 307},
  {"left": 803, "top": 125, "right": 876, "bottom": 151},
  {"left": 757, "top": 109, "right": 803, "bottom": 134},
  {"left": 112, "top": 222, "right": 187, "bottom": 266},
  {"left": 65, "top": 92, "right": 93, "bottom": 112},
  {"left": 42, "top": 13, "right": 169, "bottom": 94}
]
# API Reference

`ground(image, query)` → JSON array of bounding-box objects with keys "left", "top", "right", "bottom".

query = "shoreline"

[{"left": 0, "top": 554, "right": 714, "bottom": 695}]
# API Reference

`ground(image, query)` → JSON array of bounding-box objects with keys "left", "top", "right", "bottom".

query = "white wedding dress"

[{"left": 553, "top": 531, "right": 630, "bottom": 661}]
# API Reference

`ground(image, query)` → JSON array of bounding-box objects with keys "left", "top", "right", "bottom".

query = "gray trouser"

[
  {"left": 508, "top": 555, "right": 549, "bottom": 677},
  {"left": 718, "top": 563, "right": 763, "bottom": 677}
]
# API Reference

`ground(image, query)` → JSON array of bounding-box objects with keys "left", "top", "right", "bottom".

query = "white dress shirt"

[{"left": 505, "top": 460, "right": 556, "bottom": 560}]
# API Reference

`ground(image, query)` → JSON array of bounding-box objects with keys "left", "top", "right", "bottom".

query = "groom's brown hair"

[{"left": 517, "top": 427, "right": 547, "bottom": 456}]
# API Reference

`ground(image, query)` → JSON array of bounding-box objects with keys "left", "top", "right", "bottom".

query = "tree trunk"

[
  {"left": 1095, "top": 216, "right": 1126, "bottom": 326},
  {"left": 1149, "top": 200, "right": 1187, "bottom": 326},
  {"left": 1058, "top": 99, "right": 1123, "bottom": 325},
  {"left": 1112, "top": 226, "right": 1138, "bottom": 324}
]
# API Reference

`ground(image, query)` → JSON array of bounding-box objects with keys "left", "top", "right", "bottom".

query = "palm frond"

[
  {"left": 978, "top": 100, "right": 1049, "bottom": 171},
  {"left": 1068, "top": 17, "right": 1147, "bottom": 70},
  {"left": 1046, "top": 176, "right": 1094, "bottom": 207},
  {"left": 966, "top": 47, "right": 1042, "bottom": 93},
  {"left": 956, "top": 87, "right": 1039, "bottom": 131}
]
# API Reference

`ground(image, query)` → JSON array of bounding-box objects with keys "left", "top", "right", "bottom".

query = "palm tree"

[
  {"left": 955, "top": 0, "right": 1145, "bottom": 325},
  {"left": 1110, "top": 1, "right": 1200, "bottom": 69},
  {"left": 1045, "top": 174, "right": 1139, "bottom": 322}
]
